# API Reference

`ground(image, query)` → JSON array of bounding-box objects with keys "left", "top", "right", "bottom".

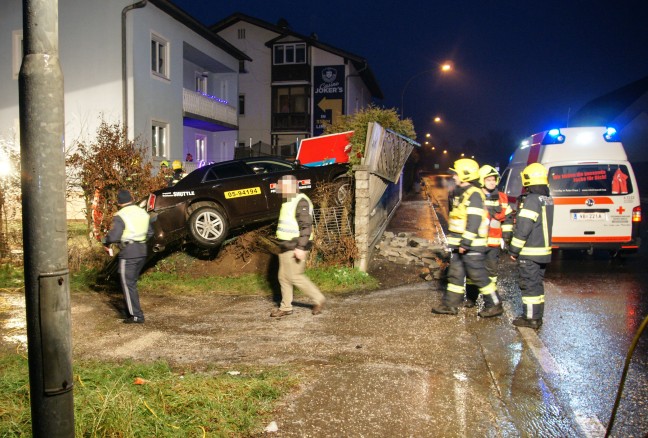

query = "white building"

[
  {"left": 211, "top": 13, "right": 383, "bottom": 157},
  {"left": 0, "top": 0, "right": 249, "bottom": 175}
]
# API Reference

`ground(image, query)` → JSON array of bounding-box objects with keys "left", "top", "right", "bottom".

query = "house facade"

[
  {"left": 211, "top": 13, "right": 383, "bottom": 158},
  {"left": 0, "top": 0, "right": 249, "bottom": 177}
]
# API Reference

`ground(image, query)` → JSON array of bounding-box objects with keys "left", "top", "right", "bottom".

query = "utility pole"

[{"left": 19, "top": 0, "right": 75, "bottom": 436}]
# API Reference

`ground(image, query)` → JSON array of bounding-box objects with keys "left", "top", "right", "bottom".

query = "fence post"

[{"left": 353, "top": 165, "right": 370, "bottom": 271}]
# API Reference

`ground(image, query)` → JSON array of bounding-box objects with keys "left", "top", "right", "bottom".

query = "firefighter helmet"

[
  {"left": 172, "top": 160, "right": 183, "bottom": 170},
  {"left": 478, "top": 165, "right": 500, "bottom": 186},
  {"left": 450, "top": 158, "right": 480, "bottom": 182},
  {"left": 160, "top": 160, "right": 169, "bottom": 168},
  {"left": 521, "top": 163, "right": 549, "bottom": 186}
]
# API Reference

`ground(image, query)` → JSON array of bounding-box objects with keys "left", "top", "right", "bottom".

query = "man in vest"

[
  {"left": 169, "top": 160, "right": 186, "bottom": 187},
  {"left": 432, "top": 159, "right": 503, "bottom": 317},
  {"left": 465, "top": 165, "right": 514, "bottom": 307},
  {"left": 271, "top": 175, "right": 326, "bottom": 317},
  {"left": 103, "top": 189, "right": 153, "bottom": 324},
  {"left": 509, "top": 163, "right": 554, "bottom": 329}
]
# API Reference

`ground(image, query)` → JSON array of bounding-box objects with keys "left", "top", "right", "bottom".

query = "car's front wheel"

[
  {"left": 187, "top": 205, "right": 229, "bottom": 248},
  {"left": 334, "top": 176, "right": 352, "bottom": 206}
]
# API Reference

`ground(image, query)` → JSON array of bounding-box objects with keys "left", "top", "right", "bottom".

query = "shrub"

[
  {"left": 67, "top": 119, "right": 167, "bottom": 242},
  {"left": 323, "top": 104, "right": 416, "bottom": 167}
]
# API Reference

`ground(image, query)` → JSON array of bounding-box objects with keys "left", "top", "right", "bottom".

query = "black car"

[{"left": 146, "top": 157, "right": 350, "bottom": 251}]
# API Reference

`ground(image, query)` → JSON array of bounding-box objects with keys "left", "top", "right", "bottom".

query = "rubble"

[{"left": 374, "top": 231, "right": 450, "bottom": 280}]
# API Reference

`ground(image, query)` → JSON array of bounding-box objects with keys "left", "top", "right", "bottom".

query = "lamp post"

[{"left": 400, "top": 62, "right": 453, "bottom": 117}]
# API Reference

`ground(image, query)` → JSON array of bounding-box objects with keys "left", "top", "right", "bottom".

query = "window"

[
  {"left": 237, "top": 28, "right": 246, "bottom": 39},
  {"left": 273, "top": 86, "right": 308, "bottom": 113},
  {"left": 238, "top": 94, "right": 245, "bottom": 116},
  {"left": 195, "top": 71, "right": 207, "bottom": 94},
  {"left": 195, "top": 134, "right": 206, "bottom": 162},
  {"left": 151, "top": 34, "right": 169, "bottom": 78},
  {"left": 12, "top": 30, "right": 23, "bottom": 80},
  {"left": 273, "top": 43, "right": 307, "bottom": 65},
  {"left": 151, "top": 121, "right": 168, "bottom": 158},
  {"left": 204, "top": 162, "right": 251, "bottom": 181}
]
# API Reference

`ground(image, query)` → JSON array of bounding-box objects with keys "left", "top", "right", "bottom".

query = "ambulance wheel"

[{"left": 188, "top": 205, "right": 229, "bottom": 248}]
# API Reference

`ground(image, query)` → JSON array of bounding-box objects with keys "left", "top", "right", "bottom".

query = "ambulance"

[{"left": 498, "top": 126, "right": 642, "bottom": 253}]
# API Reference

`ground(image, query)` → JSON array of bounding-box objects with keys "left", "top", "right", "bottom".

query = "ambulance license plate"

[{"left": 572, "top": 212, "right": 606, "bottom": 221}]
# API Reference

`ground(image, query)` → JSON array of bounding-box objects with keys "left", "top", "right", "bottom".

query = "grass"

[
  {"left": 0, "top": 353, "right": 298, "bottom": 437},
  {"left": 139, "top": 264, "right": 378, "bottom": 296}
]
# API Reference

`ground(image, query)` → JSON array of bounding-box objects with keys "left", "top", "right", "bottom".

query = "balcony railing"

[{"left": 183, "top": 88, "right": 237, "bottom": 127}]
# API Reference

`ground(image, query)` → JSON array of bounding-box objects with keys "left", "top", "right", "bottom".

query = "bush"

[
  {"left": 67, "top": 119, "right": 167, "bottom": 242},
  {"left": 323, "top": 104, "right": 416, "bottom": 167}
]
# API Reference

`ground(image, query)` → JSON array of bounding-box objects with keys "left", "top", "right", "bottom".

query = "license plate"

[{"left": 572, "top": 212, "right": 606, "bottom": 221}]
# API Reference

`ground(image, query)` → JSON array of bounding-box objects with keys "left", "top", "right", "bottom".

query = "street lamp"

[{"left": 400, "top": 61, "right": 453, "bottom": 117}]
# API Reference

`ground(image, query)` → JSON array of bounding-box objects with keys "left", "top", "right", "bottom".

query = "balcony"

[
  {"left": 183, "top": 88, "right": 237, "bottom": 129},
  {"left": 272, "top": 113, "right": 310, "bottom": 131}
]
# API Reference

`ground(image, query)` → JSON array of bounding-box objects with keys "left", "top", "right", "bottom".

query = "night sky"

[{"left": 175, "top": 0, "right": 647, "bottom": 164}]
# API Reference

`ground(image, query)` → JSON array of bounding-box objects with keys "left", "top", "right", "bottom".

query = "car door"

[
  {"left": 246, "top": 159, "right": 301, "bottom": 215},
  {"left": 200, "top": 162, "right": 269, "bottom": 224}
]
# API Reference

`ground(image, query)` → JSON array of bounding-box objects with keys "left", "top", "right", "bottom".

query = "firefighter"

[
  {"left": 432, "top": 159, "right": 503, "bottom": 317},
  {"left": 465, "top": 165, "right": 514, "bottom": 307},
  {"left": 102, "top": 189, "right": 153, "bottom": 324},
  {"left": 169, "top": 159, "right": 186, "bottom": 186},
  {"left": 509, "top": 163, "right": 554, "bottom": 329}
]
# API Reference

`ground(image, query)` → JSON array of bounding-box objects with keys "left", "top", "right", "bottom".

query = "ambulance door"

[{"left": 548, "top": 164, "right": 636, "bottom": 248}]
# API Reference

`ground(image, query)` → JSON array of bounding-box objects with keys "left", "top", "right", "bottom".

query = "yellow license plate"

[{"left": 224, "top": 187, "right": 262, "bottom": 199}]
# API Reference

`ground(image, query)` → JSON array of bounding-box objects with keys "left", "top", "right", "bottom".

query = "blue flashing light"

[
  {"left": 603, "top": 126, "right": 621, "bottom": 142},
  {"left": 542, "top": 128, "right": 565, "bottom": 145}
]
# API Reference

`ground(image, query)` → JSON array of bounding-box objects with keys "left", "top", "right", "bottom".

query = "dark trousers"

[
  {"left": 466, "top": 246, "right": 500, "bottom": 302},
  {"left": 445, "top": 251, "right": 499, "bottom": 307},
  {"left": 118, "top": 256, "right": 146, "bottom": 319},
  {"left": 518, "top": 259, "right": 546, "bottom": 320}
]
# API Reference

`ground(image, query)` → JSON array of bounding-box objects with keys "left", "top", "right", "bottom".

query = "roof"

[
  {"left": 210, "top": 13, "right": 383, "bottom": 99},
  {"left": 572, "top": 75, "right": 648, "bottom": 127},
  {"left": 149, "top": 0, "right": 251, "bottom": 62}
]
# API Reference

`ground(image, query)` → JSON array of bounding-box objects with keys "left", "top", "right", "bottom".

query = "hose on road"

[{"left": 605, "top": 312, "right": 648, "bottom": 437}]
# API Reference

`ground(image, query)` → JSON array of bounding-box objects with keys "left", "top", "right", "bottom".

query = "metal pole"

[{"left": 19, "top": 0, "right": 74, "bottom": 436}]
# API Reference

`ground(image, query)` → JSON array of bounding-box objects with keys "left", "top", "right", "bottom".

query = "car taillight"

[
  {"left": 632, "top": 205, "right": 641, "bottom": 223},
  {"left": 147, "top": 194, "right": 156, "bottom": 212}
]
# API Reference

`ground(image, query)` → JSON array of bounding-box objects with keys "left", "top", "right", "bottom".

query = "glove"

[{"left": 294, "top": 248, "right": 307, "bottom": 261}]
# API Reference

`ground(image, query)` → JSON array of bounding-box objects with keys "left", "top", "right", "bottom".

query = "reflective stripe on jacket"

[
  {"left": 115, "top": 205, "right": 150, "bottom": 242},
  {"left": 484, "top": 190, "right": 514, "bottom": 247},
  {"left": 447, "top": 185, "right": 489, "bottom": 250},
  {"left": 276, "top": 193, "right": 314, "bottom": 241},
  {"left": 510, "top": 193, "right": 554, "bottom": 263}
]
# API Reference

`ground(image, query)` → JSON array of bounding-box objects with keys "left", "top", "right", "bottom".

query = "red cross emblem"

[{"left": 617, "top": 206, "right": 625, "bottom": 215}]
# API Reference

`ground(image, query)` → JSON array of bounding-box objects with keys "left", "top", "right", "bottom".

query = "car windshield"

[{"left": 549, "top": 164, "right": 634, "bottom": 197}]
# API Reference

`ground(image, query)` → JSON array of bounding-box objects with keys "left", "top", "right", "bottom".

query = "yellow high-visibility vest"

[
  {"left": 116, "top": 205, "right": 150, "bottom": 242},
  {"left": 276, "top": 193, "right": 314, "bottom": 241}
]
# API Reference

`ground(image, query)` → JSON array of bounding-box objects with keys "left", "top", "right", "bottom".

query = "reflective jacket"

[
  {"left": 115, "top": 205, "right": 150, "bottom": 242},
  {"left": 105, "top": 204, "right": 153, "bottom": 259},
  {"left": 276, "top": 193, "right": 314, "bottom": 250},
  {"left": 484, "top": 189, "right": 514, "bottom": 247},
  {"left": 510, "top": 191, "right": 554, "bottom": 263},
  {"left": 447, "top": 184, "right": 489, "bottom": 251}
]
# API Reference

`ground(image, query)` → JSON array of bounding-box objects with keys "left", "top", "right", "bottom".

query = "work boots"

[
  {"left": 478, "top": 303, "right": 503, "bottom": 318},
  {"left": 513, "top": 317, "right": 543, "bottom": 329},
  {"left": 431, "top": 304, "right": 459, "bottom": 315}
]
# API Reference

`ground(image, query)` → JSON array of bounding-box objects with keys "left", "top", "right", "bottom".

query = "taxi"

[{"left": 146, "top": 157, "right": 350, "bottom": 250}]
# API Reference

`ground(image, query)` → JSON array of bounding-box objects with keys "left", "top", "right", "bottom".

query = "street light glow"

[
  {"left": 426, "top": 133, "right": 431, "bottom": 138},
  {"left": 440, "top": 62, "right": 453, "bottom": 72},
  {"left": 434, "top": 116, "right": 442, "bottom": 123}
]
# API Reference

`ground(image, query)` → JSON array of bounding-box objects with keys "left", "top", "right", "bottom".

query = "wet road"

[{"left": 427, "top": 173, "right": 648, "bottom": 437}]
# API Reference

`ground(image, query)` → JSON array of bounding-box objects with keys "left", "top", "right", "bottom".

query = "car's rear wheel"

[
  {"left": 187, "top": 205, "right": 229, "bottom": 248},
  {"left": 334, "top": 176, "right": 352, "bottom": 206}
]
